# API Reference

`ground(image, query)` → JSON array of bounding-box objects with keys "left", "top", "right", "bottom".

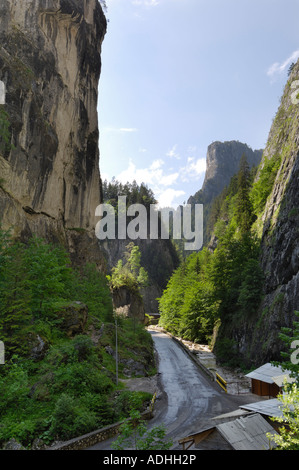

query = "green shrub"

[
  {"left": 250, "top": 153, "right": 281, "bottom": 214},
  {"left": 49, "top": 394, "right": 79, "bottom": 440}
]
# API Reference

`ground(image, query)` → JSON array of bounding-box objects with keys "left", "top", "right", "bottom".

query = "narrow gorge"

[{"left": 0, "top": 0, "right": 299, "bottom": 451}]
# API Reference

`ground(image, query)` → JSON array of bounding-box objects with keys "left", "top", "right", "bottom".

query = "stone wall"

[{"left": 48, "top": 410, "right": 153, "bottom": 450}]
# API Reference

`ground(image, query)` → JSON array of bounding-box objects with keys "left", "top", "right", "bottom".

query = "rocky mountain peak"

[{"left": 196, "top": 140, "right": 263, "bottom": 206}]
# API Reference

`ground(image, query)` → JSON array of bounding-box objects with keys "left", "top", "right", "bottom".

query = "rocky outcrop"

[
  {"left": 100, "top": 237, "right": 180, "bottom": 313},
  {"left": 188, "top": 141, "right": 262, "bottom": 244},
  {"left": 2, "top": 438, "right": 25, "bottom": 450},
  {"left": 188, "top": 141, "right": 262, "bottom": 207},
  {"left": 0, "top": 0, "right": 106, "bottom": 268},
  {"left": 58, "top": 301, "right": 89, "bottom": 337},
  {"left": 112, "top": 286, "right": 145, "bottom": 323}
]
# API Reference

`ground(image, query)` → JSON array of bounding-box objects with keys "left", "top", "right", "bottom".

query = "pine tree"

[
  {"left": 0, "top": 241, "right": 32, "bottom": 356},
  {"left": 24, "top": 237, "right": 72, "bottom": 321},
  {"left": 235, "top": 154, "right": 254, "bottom": 233}
]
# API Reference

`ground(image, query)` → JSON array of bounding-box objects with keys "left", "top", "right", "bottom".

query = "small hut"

[{"left": 245, "top": 363, "right": 294, "bottom": 398}]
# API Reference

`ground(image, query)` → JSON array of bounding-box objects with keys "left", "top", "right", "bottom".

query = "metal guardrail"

[{"left": 216, "top": 372, "right": 227, "bottom": 393}]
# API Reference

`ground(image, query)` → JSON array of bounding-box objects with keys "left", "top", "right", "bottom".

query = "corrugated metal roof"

[
  {"left": 216, "top": 413, "right": 278, "bottom": 450},
  {"left": 212, "top": 408, "right": 250, "bottom": 423},
  {"left": 245, "top": 362, "right": 293, "bottom": 385},
  {"left": 240, "top": 399, "right": 283, "bottom": 419}
]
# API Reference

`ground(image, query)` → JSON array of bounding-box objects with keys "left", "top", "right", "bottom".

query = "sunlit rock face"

[
  {"left": 219, "top": 62, "right": 299, "bottom": 367},
  {"left": 0, "top": 0, "right": 106, "bottom": 266},
  {"left": 188, "top": 141, "right": 263, "bottom": 244}
]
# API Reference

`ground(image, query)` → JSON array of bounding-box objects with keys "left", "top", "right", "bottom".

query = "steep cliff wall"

[
  {"left": 188, "top": 141, "right": 262, "bottom": 207},
  {"left": 100, "top": 237, "right": 180, "bottom": 313},
  {"left": 188, "top": 141, "right": 262, "bottom": 244},
  {"left": 229, "top": 62, "right": 299, "bottom": 366},
  {"left": 0, "top": 0, "right": 106, "bottom": 266}
]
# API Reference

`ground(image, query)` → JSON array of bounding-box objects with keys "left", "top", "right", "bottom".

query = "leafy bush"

[
  {"left": 250, "top": 153, "right": 281, "bottom": 214},
  {"left": 0, "top": 230, "right": 113, "bottom": 359}
]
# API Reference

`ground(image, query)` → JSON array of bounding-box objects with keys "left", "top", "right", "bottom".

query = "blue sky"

[{"left": 97, "top": 0, "right": 299, "bottom": 208}]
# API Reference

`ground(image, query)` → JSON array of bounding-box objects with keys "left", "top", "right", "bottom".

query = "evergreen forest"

[
  {"left": 0, "top": 230, "right": 154, "bottom": 447},
  {"left": 158, "top": 154, "right": 280, "bottom": 366}
]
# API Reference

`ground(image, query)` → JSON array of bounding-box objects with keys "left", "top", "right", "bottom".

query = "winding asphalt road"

[
  {"left": 148, "top": 329, "right": 254, "bottom": 447},
  {"left": 89, "top": 329, "right": 258, "bottom": 449}
]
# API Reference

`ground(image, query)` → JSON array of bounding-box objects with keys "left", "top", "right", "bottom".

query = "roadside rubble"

[{"left": 148, "top": 325, "right": 251, "bottom": 395}]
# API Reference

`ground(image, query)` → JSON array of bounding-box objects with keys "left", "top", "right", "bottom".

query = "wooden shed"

[
  {"left": 245, "top": 363, "right": 293, "bottom": 398},
  {"left": 179, "top": 413, "right": 278, "bottom": 450}
]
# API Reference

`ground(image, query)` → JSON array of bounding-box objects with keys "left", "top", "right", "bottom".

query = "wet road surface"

[
  {"left": 89, "top": 329, "right": 259, "bottom": 449},
  {"left": 148, "top": 330, "right": 245, "bottom": 446}
]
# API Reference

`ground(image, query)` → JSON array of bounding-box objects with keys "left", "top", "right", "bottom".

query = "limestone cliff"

[
  {"left": 100, "top": 237, "right": 180, "bottom": 313},
  {"left": 0, "top": 0, "right": 106, "bottom": 267},
  {"left": 188, "top": 141, "right": 263, "bottom": 244},
  {"left": 226, "top": 62, "right": 299, "bottom": 366},
  {"left": 189, "top": 141, "right": 262, "bottom": 206}
]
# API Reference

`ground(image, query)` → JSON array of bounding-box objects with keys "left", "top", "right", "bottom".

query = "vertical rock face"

[
  {"left": 188, "top": 140, "right": 263, "bottom": 244},
  {"left": 232, "top": 61, "right": 299, "bottom": 366},
  {"left": 0, "top": 0, "right": 106, "bottom": 265},
  {"left": 188, "top": 141, "right": 263, "bottom": 207},
  {"left": 202, "top": 141, "right": 263, "bottom": 204}
]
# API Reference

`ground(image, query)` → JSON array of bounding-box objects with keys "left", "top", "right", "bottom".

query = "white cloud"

[
  {"left": 116, "top": 158, "right": 179, "bottom": 188},
  {"left": 115, "top": 158, "right": 164, "bottom": 187},
  {"left": 150, "top": 159, "right": 164, "bottom": 170},
  {"left": 119, "top": 128, "right": 138, "bottom": 133},
  {"left": 166, "top": 144, "right": 180, "bottom": 160},
  {"left": 156, "top": 188, "right": 185, "bottom": 208},
  {"left": 114, "top": 158, "right": 182, "bottom": 208},
  {"left": 131, "top": 0, "right": 159, "bottom": 6},
  {"left": 267, "top": 50, "right": 299, "bottom": 78},
  {"left": 180, "top": 157, "right": 206, "bottom": 182},
  {"left": 109, "top": 145, "right": 207, "bottom": 208},
  {"left": 160, "top": 172, "right": 179, "bottom": 186},
  {"left": 191, "top": 157, "right": 206, "bottom": 175},
  {"left": 103, "top": 127, "right": 138, "bottom": 133}
]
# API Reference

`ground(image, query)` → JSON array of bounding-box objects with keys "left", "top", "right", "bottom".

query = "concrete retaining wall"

[
  {"left": 171, "top": 335, "right": 216, "bottom": 381},
  {"left": 48, "top": 410, "right": 153, "bottom": 451}
]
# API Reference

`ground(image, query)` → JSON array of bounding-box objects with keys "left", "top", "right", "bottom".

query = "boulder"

[
  {"left": 112, "top": 287, "right": 145, "bottom": 322},
  {"left": 3, "top": 439, "right": 25, "bottom": 450},
  {"left": 58, "top": 301, "right": 88, "bottom": 337},
  {"left": 28, "top": 334, "right": 48, "bottom": 360}
]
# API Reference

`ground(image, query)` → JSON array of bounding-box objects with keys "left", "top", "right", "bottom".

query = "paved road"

[
  {"left": 148, "top": 329, "right": 248, "bottom": 447},
  {"left": 89, "top": 329, "right": 258, "bottom": 450}
]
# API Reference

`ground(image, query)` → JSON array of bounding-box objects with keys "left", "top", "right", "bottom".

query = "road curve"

[
  {"left": 88, "top": 328, "right": 255, "bottom": 449},
  {"left": 148, "top": 329, "right": 237, "bottom": 446}
]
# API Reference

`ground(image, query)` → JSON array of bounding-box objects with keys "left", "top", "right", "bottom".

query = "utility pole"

[{"left": 115, "top": 313, "right": 118, "bottom": 386}]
